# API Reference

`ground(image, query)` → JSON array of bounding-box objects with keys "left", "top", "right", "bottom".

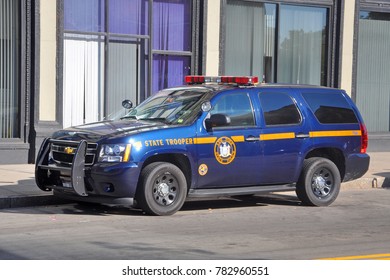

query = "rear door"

[{"left": 257, "top": 89, "right": 312, "bottom": 184}]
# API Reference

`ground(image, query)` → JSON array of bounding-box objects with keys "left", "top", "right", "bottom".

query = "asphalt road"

[{"left": 0, "top": 187, "right": 389, "bottom": 260}]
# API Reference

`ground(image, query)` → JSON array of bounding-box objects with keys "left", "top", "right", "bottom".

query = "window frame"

[
  {"left": 56, "top": 0, "right": 200, "bottom": 125},
  {"left": 220, "top": 0, "right": 337, "bottom": 87},
  {"left": 210, "top": 91, "right": 257, "bottom": 129}
]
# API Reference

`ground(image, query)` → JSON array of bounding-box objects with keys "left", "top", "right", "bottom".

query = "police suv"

[{"left": 35, "top": 76, "right": 370, "bottom": 215}]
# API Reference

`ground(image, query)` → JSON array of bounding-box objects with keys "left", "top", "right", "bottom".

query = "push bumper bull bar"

[{"left": 35, "top": 138, "right": 89, "bottom": 197}]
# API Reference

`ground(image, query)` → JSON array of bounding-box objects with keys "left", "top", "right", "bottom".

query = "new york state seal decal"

[{"left": 214, "top": 136, "right": 236, "bottom": 165}]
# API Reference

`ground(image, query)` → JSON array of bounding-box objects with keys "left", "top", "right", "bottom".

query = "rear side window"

[
  {"left": 302, "top": 92, "right": 358, "bottom": 124},
  {"left": 259, "top": 92, "right": 301, "bottom": 126}
]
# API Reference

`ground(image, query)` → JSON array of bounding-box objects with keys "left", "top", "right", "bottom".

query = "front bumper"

[{"left": 35, "top": 138, "right": 140, "bottom": 206}]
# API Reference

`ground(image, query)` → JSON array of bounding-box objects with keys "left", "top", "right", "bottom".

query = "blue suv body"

[{"left": 35, "top": 76, "right": 370, "bottom": 215}]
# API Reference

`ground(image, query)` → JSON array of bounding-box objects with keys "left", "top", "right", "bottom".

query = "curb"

[
  {"left": 0, "top": 194, "right": 68, "bottom": 210},
  {"left": 0, "top": 177, "right": 388, "bottom": 210},
  {"left": 342, "top": 176, "right": 390, "bottom": 190}
]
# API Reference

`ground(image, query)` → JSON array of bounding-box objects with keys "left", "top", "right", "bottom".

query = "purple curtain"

[
  {"left": 64, "top": 0, "right": 105, "bottom": 32},
  {"left": 109, "top": 0, "right": 149, "bottom": 35},
  {"left": 152, "top": 0, "right": 192, "bottom": 93},
  {"left": 64, "top": 0, "right": 192, "bottom": 95},
  {"left": 153, "top": 0, "right": 191, "bottom": 51},
  {"left": 153, "top": 55, "right": 191, "bottom": 93}
]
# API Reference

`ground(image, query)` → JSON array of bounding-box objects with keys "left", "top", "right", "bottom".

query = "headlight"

[{"left": 98, "top": 144, "right": 131, "bottom": 162}]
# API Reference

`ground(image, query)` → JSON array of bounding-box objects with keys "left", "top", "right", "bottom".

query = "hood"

[{"left": 52, "top": 119, "right": 168, "bottom": 142}]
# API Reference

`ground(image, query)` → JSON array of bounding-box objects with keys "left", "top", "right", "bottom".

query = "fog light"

[{"left": 103, "top": 184, "right": 114, "bottom": 193}]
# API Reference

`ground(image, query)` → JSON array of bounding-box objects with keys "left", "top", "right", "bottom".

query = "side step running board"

[{"left": 187, "top": 184, "right": 296, "bottom": 198}]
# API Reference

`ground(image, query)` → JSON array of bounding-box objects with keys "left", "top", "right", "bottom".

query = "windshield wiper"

[
  {"left": 121, "top": 115, "right": 138, "bottom": 120},
  {"left": 139, "top": 118, "right": 170, "bottom": 124}
]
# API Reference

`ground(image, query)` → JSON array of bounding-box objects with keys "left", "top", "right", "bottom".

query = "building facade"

[{"left": 1, "top": 0, "right": 390, "bottom": 163}]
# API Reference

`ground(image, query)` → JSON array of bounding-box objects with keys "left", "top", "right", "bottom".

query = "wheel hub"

[
  {"left": 157, "top": 183, "right": 170, "bottom": 197},
  {"left": 153, "top": 173, "right": 178, "bottom": 206},
  {"left": 314, "top": 176, "right": 327, "bottom": 189},
  {"left": 312, "top": 171, "right": 332, "bottom": 198}
]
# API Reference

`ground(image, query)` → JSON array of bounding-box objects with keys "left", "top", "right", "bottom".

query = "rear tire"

[
  {"left": 296, "top": 157, "right": 341, "bottom": 206},
  {"left": 137, "top": 162, "right": 187, "bottom": 216}
]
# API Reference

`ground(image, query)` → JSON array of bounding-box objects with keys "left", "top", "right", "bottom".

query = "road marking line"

[{"left": 321, "top": 253, "right": 390, "bottom": 260}]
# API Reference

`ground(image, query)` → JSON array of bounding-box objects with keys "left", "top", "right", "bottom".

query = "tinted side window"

[
  {"left": 211, "top": 92, "right": 255, "bottom": 127},
  {"left": 259, "top": 92, "right": 301, "bottom": 126},
  {"left": 302, "top": 92, "right": 358, "bottom": 124}
]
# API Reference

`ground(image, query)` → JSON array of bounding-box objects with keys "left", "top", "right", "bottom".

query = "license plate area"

[{"left": 61, "top": 180, "right": 72, "bottom": 189}]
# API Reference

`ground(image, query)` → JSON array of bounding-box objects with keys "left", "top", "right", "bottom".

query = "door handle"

[
  {"left": 296, "top": 133, "right": 310, "bottom": 139},
  {"left": 245, "top": 136, "right": 260, "bottom": 142}
]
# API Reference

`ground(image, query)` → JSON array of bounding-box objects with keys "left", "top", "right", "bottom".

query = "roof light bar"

[{"left": 185, "top": 76, "right": 259, "bottom": 86}]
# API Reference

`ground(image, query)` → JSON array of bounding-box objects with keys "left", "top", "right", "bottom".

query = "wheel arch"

[
  {"left": 304, "top": 147, "right": 346, "bottom": 180},
  {"left": 140, "top": 153, "right": 193, "bottom": 191}
]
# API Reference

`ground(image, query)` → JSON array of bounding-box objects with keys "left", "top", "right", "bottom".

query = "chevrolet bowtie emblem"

[{"left": 64, "top": 147, "right": 75, "bottom": 154}]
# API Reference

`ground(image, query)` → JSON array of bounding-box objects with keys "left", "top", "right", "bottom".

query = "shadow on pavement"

[
  {"left": 0, "top": 193, "right": 301, "bottom": 216},
  {"left": 182, "top": 193, "right": 301, "bottom": 211}
]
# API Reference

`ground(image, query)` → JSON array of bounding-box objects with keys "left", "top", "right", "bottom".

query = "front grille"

[{"left": 50, "top": 140, "right": 98, "bottom": 166}]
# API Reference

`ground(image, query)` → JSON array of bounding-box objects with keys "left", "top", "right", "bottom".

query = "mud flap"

[{"left": 71, "top": 140, "right": 88, "bottom": 196}]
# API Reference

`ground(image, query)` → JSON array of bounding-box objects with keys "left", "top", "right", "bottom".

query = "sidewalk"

[
  {"left": 0, "top": 152, "right": 389, "bottom": 209},
  {"left": 0, "top": 164, "right": 65, "bottom": 209}
]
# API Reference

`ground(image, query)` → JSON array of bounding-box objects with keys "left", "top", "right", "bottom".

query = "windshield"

[{"left": 122, "top": 87, "right": 212, "bottom": 125}]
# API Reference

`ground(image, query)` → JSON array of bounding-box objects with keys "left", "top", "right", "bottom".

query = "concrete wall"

[
  {"left": 340, "top": 0, "right": 356, "bottom": 96},
  {"left": 39, "top": 0, "right": 57, "bottom": 121},
  {"left": 204, "top": 0, "right": 220, "bottom": 76}
]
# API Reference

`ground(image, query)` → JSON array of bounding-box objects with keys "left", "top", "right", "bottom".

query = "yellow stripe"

[
  {"left": 310, "top": 130, "right": 361, "bottom": 138},
  {"left": 193, "top": 137, "right": 217, "bottom": 144},
  {"left": 193, "top": 136, "right": 245, "bottom": 144},
  {"left": 260, "top": 132, "right": 295, "bottom": 141},
  {"left": 231, "top": 135, "right": 245, "bottom": 142},
  {"left": 192, "top": 130, "right": 360, "bottom": 145},
  {"left": 321, "top": 253, "right": 390, "bottom": 260}
]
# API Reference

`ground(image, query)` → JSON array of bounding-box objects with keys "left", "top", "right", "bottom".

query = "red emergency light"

[{"left": 185, "top": 76, "right": 259, "bottom": 86}]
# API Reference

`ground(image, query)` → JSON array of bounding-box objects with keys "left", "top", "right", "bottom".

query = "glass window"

[
  {"left": 360, "top": 11, "right": 390, "bottom": 21},
  {"left": 356, "top": 11, "right": 390, "bottom": 132},
  {"left": 153, "top": 0, "right": 192, "bottom": 51},
  {"left": 224, "top": 1, "right": 276, "bottom": 82},
  {"left": 278, "top": 5, "right": 328, "bottom": 86},
  {"left": 63, "top": 0, "right": 194, "bottom": 126},
  {"left": 0, "top": 0, "right": 20, "bottom": 138},
  {"left": 211, "top": 93, "right": 255, "bottom": 127},
  {"left": 259, "top": 92, "right": 301, "bottom": 126},
  {"left": 302, "top": 92, "right": 358, "bottom": 124},
  {"left": 107, "top": 37, "right": 149, "bottom": 118},
  {"left": 109, "top": 0, "right": 149, "bottom": 35},
  {"left": 64, "top": 0, "right": 105, "bottom": 32},
  {"left": 63, "top": 34, "right": 105, "bottom": 128},
  {"left": 152, "top": 0, "right": 192, "bottom": 93},
  {"left": 152, "top": 55, "right": 191, "bottom": 94},
  {"left": 224, "top": 2, "right": 329, "bottom": 86}
]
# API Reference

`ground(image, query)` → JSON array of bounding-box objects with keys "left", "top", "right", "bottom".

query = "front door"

[{"left": 196, "top": 91, "right": 262, "bottom": 188}]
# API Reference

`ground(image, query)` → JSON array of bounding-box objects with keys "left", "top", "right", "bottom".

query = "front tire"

[
  {"left": 137, "top": 162, "right": 187, "bottom": 216},
  {"left": 296, "top": 157, "right": 341, "bottom": 206}
]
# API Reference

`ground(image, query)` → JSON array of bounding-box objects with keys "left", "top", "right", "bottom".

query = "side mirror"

[
  {"left": 122, "top": 100, "right": 133, "bottom": 109},
  {"left": 205, "top": 114, "right": 231, "bottom": 132}
]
